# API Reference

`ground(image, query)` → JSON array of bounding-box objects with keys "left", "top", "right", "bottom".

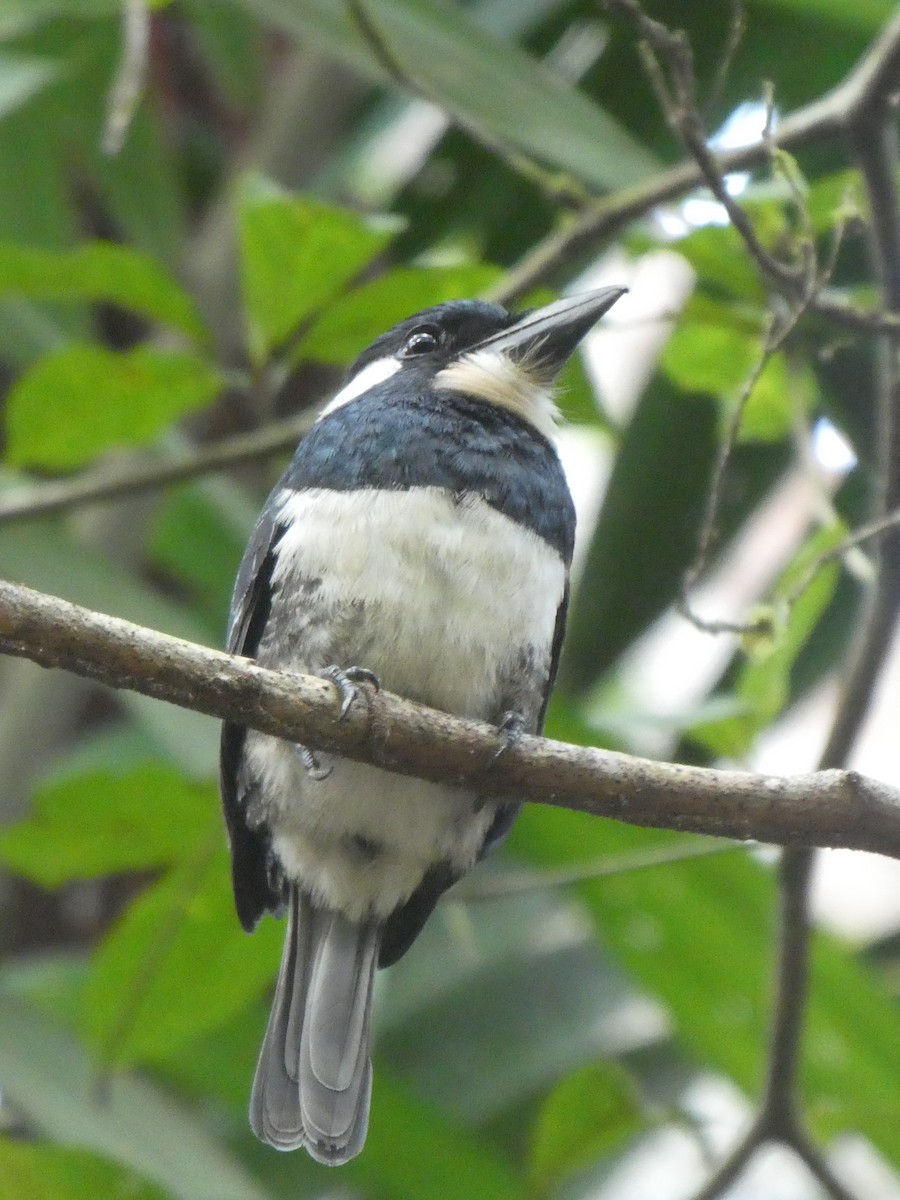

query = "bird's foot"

[
  {"left": 322, "top": 665, "right": 381, "bottom": 720},
  {"left": 491, "top": 710, "right": 527, "bottom": 764},
  {"left": 295, "top": 743, "right": 332, "bottom": 781}
]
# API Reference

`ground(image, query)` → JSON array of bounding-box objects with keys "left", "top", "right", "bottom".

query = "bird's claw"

[
  {"left": 296, "top": 743, "right": 332, "bottom": 781},
  {"left": 322, "top": 665, "right": 381, "bottom": 721},
  {"left": 490, "top": 710, "right": 527, "bottom": 765}
]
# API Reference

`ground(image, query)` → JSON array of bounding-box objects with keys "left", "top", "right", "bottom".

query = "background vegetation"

[{"left": 0, "top": 1, "right": 899, "bottom": 1198}]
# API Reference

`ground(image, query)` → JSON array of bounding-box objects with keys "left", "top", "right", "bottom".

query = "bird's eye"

[{"left": 401, "top": 325, "right": 441, "bottom": 357}]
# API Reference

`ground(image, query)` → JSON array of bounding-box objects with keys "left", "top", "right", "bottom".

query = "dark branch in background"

[
  {"left": 1, "top": 12, "right": 900, "bottom": 1190},
  {"left": 2, "top": 577, "right": 900, "bottom": 856},
  {"left": 3, "top": 10, "right": 900, "bottom": 528},
  {"left": 679, "top": 308, "right": 806, "bottom": 637},
  {"left": 609, "top": 0, "right": 813, "bottom": 291},
  {"left": 492, "top": 6, "right": 900, "bottom": 326},
  {"left": 0, "top": 410, "right": 315, "bottom": 526},
  {"left": 702, "top": 0, "right": 746, "bottom": 126},
  {"left": 457, "top": 837, "right": 739, "bottom": 900},
  {"left": 596, "top": 4, "right": 900, "bottom": 1199}
]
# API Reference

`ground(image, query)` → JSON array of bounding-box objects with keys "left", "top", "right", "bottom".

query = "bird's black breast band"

[{"left": 281, "top": 389, "right": 576, "bottom": 565}]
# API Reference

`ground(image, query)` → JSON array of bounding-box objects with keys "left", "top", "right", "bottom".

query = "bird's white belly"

[{"left": 244, "top": 485, "right": 566, "bottom": 916}]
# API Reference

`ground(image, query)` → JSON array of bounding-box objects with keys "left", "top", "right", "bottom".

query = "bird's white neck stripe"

[{"left": 319, "top": 357, "right": 402, "bottom": 419}]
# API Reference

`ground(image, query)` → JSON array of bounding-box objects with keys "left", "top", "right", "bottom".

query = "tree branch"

[
  {"left": 492, "top": 8, "right": 900, "bottom": 318},
  {"left": 0, "top": 411, "right": 315, "bottom": 526},
  {"left": 586, "top": 10, "right": 900, "bottom": 1199},
  {"left": 4, "top": 8, "right": 900, "bottom": 532},
  {"left": 1, "top": 578, "right": 900, "bottom": 856}
]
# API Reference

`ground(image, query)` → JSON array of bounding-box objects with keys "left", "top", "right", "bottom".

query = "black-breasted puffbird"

[{"left": 220, "top": 286, "right": 626, "bottom": 1164}]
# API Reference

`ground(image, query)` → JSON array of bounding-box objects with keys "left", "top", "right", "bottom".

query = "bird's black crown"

[{"left": 349, "top": 299, "right": 519, "bottom": 376}]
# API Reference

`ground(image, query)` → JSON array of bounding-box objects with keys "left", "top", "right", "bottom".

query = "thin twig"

[
  {"left": 757, "top": 848, "right": 813, "bottom": 1135},
  {"left": 678, "top": 311, "right": 786, "bottom": 635},
  {"left": 456, "top": 836, "right": 741, "bottom": 900},
  {"left": 608, "top": 0, "right": 814, "bottom": 296},
  {"left": 7, "top": 17, "right": 900, "bottom": 527},
  {"left": 679, "top": 297, "right": 814, "bottom": 635},
  {"left": 594, "top": 7, "right": 900, "bottom": 1199},
  {"left": 784, "top": 508, "right": 900, "bottom": 605},
  {"left": 792, "top": 1129, "right": 859, "bottom": 1200},
  {"left": 493, "top": 10, "right": 900, "bottom": 332},
  {"left": 102, "top": 0, "right": 151, "bottom": 156},
  {"left": 703, "top": 0, "right": 747, "bottom": 125},
  {"left": 0, "top": 410, "right": 316, "bottom": 525},
  {"left": 691, "top": 1134, "right": 759, "bottom": 1200}
]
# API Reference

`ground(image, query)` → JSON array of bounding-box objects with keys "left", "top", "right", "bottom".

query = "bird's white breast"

[
  {"left": 270, "top": 485, "right": 565, "bottom": 716},
  {"left": 245, "top": 484, "right": 566, "bottom": 917}
]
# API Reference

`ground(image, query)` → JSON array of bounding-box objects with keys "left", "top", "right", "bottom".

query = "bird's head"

[{"left": 319, "top": 286, "right": 626, "bottom": 439}]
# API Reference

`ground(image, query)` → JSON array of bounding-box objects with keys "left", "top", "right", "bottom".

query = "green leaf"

[
  {"left": 0, "top": 520, "right": 220, "bottom": 774},
  {"left": 510, "top": 814, "right": 774, "bottom": 1095},
  {"left": 355, "top": 1073, "right": 521, "bottom": 1200},
  {"left": 691, "top": 524, "right": 844, "bottom": 757},
  {"left": 149, "top": 483, "right": 247, "bottom": 634},
  {"left": 509, "top": 808, "right": 900, "bottom": 1174},
  {"left": 753, "top": 0, "right": 896, "bottom": 34},
  {"left": 183, "top": 0, "right": 264, "bottom": 110},
  {"left": 379, "top": 889, "right": 646, "bottom": 1122},
  {"left": 670, "top": 224, "right": 768, "bottom": 301},
  {"left": 298, "top": 263, "right": 500, "bottom": 363},
  {"left": 234, "top": 0, "right": 661, "bottom": 192},
  {"left": 737, "top": 352, "right": 799, "bottom": 443},
  {"left": 0, "top": 1, "right": 170, "bottom": 35},
  {"left": 528, "top": 1062, "right": 643, "bottom": 1196},
  {"left": 84, "top": 845, "right": 282, "bottom": 1069},
  {"left": 662, "top": 323, "right": 760, "bottom": 399},
  {"left": 0, "top": 1141, "right": 169, "bottom": 1200},
  {"left": 0, "top": 15, "right": 184, "bottom": 267},
  {"left": 0, "top": 995, "right": 271, "bottom": 1200},
  {"left": 806, "top": 167, "right": 865, "bottom": 235},
  {"left": 0, "top": 765, "right": 218, "bottom": 887},
  {"left": 558, "top": 351, "right": 615, "bottom": 433},
  {"left": 561, "top": 381, "right": 719, "bottom": 693},
  {"left": 662, "top": 323, "right": 805, "bottom": 443},
  {"left": 238, "top": 173, "right": 399, "bottom": 362},
  {"left": 0, "top": 242, "right": 207, "bottom": 341},
  {"left": 805, "top": 933, "right": 900, "bottom": 1167},
  {"left": 5, "top": 344, "right": 221, "bottom": 469},
  {"left": 0, "top": 51, "right": 59, "bottom": 118}
]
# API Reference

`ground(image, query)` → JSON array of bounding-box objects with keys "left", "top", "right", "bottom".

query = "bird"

[{"left": 219, "top": 285, "right": 626, "bottom": 1165}]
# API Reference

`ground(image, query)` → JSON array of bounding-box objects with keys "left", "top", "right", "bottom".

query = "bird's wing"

[
  {"left": 221, "top": 505, "right": 287, "bottom": 931},
  {"left": 538, "top": 578, "right": 570, "bottom": 731},
  {"left": 479, "top": 578, "right": 570, "bottom": 856}
]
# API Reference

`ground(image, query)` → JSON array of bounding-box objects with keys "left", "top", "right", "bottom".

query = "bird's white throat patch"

[
  {"left": 436, "top": 350, "right": 560, "bottom": 439},
  {"left": 319, "top": 347, "right": 561, "bottom": 440}
]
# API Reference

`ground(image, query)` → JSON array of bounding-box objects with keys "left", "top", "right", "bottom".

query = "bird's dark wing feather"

[
  {"left": 539, "top": 580, "right": 570, "bottom": 730},
  {"left": 221, "top": 506, "right": 287, "bottom": 931},
  {"left": 478, "top": 580, "right": 570, "bottom": 856}
]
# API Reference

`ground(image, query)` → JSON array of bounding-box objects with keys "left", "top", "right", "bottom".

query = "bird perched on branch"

[{"left": 220, "top": 286, "right": 625, "bottom": 1164}]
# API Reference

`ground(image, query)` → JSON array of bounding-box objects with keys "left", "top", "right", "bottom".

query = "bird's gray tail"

[{"left": 249, "top": 889, "right": 379, "bottom": 1164}]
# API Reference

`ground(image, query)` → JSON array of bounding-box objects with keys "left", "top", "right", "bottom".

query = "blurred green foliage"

[{"left": 0, "top": 3, "right": 896, "bottom": 1199}]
